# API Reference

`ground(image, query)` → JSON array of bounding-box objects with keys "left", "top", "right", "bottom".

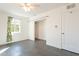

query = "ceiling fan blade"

[
  {"left": 32, "top": 4, "right": 40, "bottom": 7},
  {"left": 16, "top": 3, "right": 24, "bottom": 7}
]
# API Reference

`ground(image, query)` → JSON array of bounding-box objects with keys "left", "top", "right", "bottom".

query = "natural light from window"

[
  {"left": 11, "top": 18, "right": 21, "bottom": 34},
  {"left": 0, "top": 47, "right": 10, "bottom": 54}
]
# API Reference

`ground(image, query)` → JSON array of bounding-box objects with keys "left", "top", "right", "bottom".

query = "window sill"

[{"left": 12, "top": 32, "right": 20, "bottom": 35}]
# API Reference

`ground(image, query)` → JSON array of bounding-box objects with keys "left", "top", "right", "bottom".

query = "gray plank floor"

[{"left": 0, "top": 39, "right": 79, "bottom": 56}]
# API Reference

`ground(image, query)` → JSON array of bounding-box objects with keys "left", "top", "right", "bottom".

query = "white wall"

[
  {"left": 0, "top": 10, "right": 29, "bottom": 45},
  {"left": 0, "top": 11, "right": 8, "bottom": 45},
  {"left": 28, "top": 21, "right": 35, "bottom": 40},
  {"left": 20, "top": 18, "right": 29, "bottom": 40},
  {"left": 44, "top": 9, "right": 62, "bottom": 49}
]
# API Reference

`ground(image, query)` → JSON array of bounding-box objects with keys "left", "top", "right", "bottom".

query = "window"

[{"left": 11, "top": 18, "right": 21, "bottom": 33}]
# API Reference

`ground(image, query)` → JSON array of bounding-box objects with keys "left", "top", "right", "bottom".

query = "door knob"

[{"left": 61, "top": 33, "right": 64, "bottom": 35}]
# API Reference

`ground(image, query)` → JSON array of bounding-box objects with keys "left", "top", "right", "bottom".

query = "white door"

[{"left": 62, "top": 7, "right": 79, "bottom": 53}]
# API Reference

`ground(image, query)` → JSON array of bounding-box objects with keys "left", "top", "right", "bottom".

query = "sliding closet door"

[{"left": 62, "top": 7, "right": 79, "bottom": 53}]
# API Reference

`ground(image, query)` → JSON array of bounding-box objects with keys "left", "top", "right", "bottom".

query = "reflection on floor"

[{"left": 0, "top": 39, "right": 79, "bottom": 56}]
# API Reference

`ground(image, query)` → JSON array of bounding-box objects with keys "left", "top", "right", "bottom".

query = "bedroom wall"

[
  {"left": 0, "top": 10, "right": 29, "bottom": 45},
  {"left": 28, "top": 20, "right": 35, "bottom": 40}
]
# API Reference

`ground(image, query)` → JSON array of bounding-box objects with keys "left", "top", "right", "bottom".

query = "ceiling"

[{"left": 0, "top": 3, "right": 67, "bottom": 18}]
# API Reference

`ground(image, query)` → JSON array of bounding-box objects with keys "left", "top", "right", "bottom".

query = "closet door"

[{"left": 62, "top": 7, "right": 79, "bottom": 53}]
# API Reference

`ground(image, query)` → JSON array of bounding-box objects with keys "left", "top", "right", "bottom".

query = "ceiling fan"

[{"left": 17, "top": 3, "right": 40, "bottom": 12}]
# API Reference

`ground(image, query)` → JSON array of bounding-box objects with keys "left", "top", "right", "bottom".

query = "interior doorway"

[{"left": 35, "top": 20, "right": 45, "bottom": 40}]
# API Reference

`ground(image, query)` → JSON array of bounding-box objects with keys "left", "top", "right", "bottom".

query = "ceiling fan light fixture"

[
  {"left": 26, "top": 7, "right": 31, "bottom": 11},
  {"left": 23, "top": 7, "right": 31, "bottom": 12},
  {"left": 18, "top": 3, "right": 38, "bottom": 12},
  {"left": 22, "top": 5, "right": 30, "bottom": 12},
  {"left": 26, "top": 3, "right": 31, "bottom": 6}
]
